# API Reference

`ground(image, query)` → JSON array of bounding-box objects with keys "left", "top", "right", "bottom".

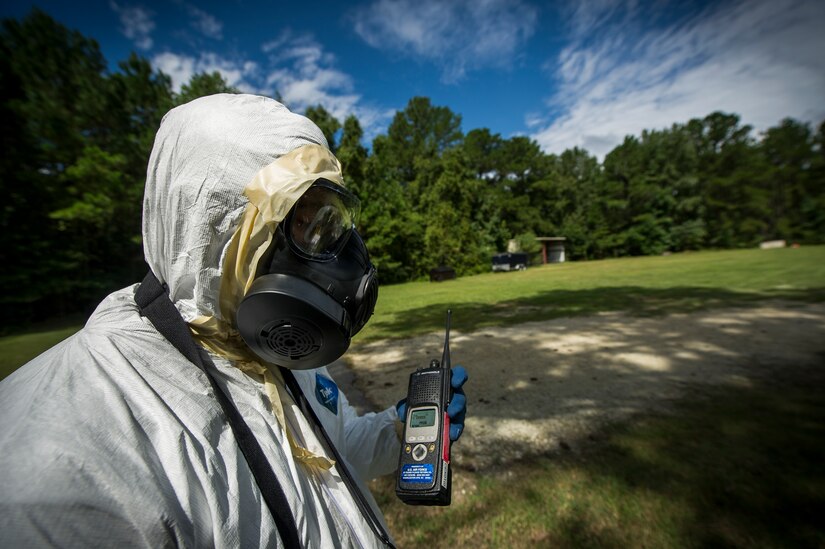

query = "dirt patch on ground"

[{"left": 342, "top": 301, "right": 825, "bottom": 470}]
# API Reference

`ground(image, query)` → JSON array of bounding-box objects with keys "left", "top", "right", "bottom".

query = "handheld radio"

[{"left": 396, "top": 310, "right": 453, "bottom": 506}]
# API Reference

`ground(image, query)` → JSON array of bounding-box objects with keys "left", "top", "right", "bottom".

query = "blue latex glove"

[{"left": 396, "top": 365, "right": 468, "bottom": 442}]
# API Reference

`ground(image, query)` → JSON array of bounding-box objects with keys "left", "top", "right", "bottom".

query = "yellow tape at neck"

[{"left": 190, "top": 143, "right": 345, "bottom": 470}]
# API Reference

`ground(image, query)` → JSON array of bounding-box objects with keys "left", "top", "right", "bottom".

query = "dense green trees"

[
  {"left": 2, "top": 9, "right": 823, "bottom": 328},
  {"left": 0, "top": 10, "right": 239, "bottom": 325}
]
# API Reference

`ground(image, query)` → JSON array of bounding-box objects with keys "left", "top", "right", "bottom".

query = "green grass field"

[
  {"left": 359, "top": 246, "right": 825, "bottom": 342},
  {"left": 2, "top": 246, "right": 824, "bottom": 547}
]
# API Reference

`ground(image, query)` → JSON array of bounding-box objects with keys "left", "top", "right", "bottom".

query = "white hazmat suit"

[{"left": 0, "top": 94, "right": 400, "bottom": 548}]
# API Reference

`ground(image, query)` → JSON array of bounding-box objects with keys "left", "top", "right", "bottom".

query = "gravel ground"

[{"left": 339, "top": 301, "right": 825, "bottom": 470}]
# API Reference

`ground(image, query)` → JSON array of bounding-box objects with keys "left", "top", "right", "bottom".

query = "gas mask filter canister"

[{"left": 236, "top": 179, "right": 378, "bottom": 370}]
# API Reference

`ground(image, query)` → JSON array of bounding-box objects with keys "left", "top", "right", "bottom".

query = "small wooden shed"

[{"left": 536, "top": 237, "right": 566, "bottom": 264}]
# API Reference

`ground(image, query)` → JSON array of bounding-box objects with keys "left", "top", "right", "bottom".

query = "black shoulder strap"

[{"left": 135, "top": 272, "right": 301, "bottom": 549}]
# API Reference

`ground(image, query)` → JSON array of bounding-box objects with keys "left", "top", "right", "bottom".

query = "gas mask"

[{"left": 236, "top": 179, "right": 378, "bottom": 370}]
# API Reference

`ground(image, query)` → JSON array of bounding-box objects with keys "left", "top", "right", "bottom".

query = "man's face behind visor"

[{"left": 285, "top": 179, "right": 360, "bottom": 260}]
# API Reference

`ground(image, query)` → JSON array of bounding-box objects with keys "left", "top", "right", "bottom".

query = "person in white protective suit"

[{"left": 0, "top": 94, "right": 468, "bottom": 548}]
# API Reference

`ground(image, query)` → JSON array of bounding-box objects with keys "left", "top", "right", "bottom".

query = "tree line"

[{"left": 2, "top": 9, "right": 823, "bottom": 329}]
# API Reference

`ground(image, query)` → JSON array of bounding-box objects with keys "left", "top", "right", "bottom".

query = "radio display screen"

[{"left": 410, "top": 408, "right": 436, "bottom": 428}]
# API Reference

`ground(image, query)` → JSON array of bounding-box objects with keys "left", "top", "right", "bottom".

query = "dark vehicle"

[{"left": 492, "top": 252, "right": 528, "bottom": 272}]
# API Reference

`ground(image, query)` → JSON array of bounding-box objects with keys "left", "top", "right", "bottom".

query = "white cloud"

[
  {"left": 187, "top": 5, "right": 223, "bottom": 40},
  {"left": 263, "top": 31, "right": 394, "bottom": 141},
  {"left": 152, "top": 51, "right": 258, "bottom": 93},
  {"left": 151, "top": 31, "right": 393, "bottom": 143},
  {"left": 151, "top": 52, "right": 194, "bottom": 91},
  {"left": 110, "top": 1, "right": 155, "bottom": 50},
  {"left": 524, "top": 112, "right": 546, "bottom": 129},
  {"left": 532, "top": 0, "right": 825, "bottom": 159},
  {"left": 351, "top": 0, "right": 537, "bottom": 83}
]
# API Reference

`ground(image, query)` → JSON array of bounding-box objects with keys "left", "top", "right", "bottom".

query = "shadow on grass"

[
  {"left": 373, "top": 368, "right": 825, "bottom": 548},
  {"left": 362, "top": 285, "right": 825, "bottom": 342},
  {"left": 555, "top": 370, "right": 824, "bottom": 547},
  {"left": 551, "top": 368, "right": 825, "bottom": 548}
]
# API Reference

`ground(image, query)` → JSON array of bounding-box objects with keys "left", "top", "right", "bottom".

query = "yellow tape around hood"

[{"left": 189, "top": 143, "right": 345, "bottom": 470}]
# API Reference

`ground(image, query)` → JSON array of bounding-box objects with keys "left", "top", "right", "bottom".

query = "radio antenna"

[{"left": 441, "top": 309, "right": 452, "bottom": 370}]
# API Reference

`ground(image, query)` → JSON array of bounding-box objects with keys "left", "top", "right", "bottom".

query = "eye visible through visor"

[{"left": 285, "top": 179, "right": 360, "bottom": 260}]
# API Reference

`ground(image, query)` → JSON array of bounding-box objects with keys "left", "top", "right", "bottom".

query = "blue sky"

[{"left": 3, "top": 0, "right": 825, "bottom": 158}]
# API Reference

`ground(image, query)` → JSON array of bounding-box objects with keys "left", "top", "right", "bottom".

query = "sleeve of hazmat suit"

[
  {"left": 0, "top": 94, "right": 399, "bottom": 548},
  {"left": 293, "top": 367, "right": 401, "bottom": 482}
]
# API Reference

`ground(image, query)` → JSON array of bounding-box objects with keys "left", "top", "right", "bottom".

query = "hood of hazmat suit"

[{"left": 0, "top": 94, "right": 399, "bottom": 548}]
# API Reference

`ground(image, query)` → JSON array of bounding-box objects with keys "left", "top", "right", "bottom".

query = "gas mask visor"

[
  {"left": 236, "top": 177, "right": 377, "bottom": 370},
  {"left": 284, "top": 179, "right": 360, "bottom": 261}
]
